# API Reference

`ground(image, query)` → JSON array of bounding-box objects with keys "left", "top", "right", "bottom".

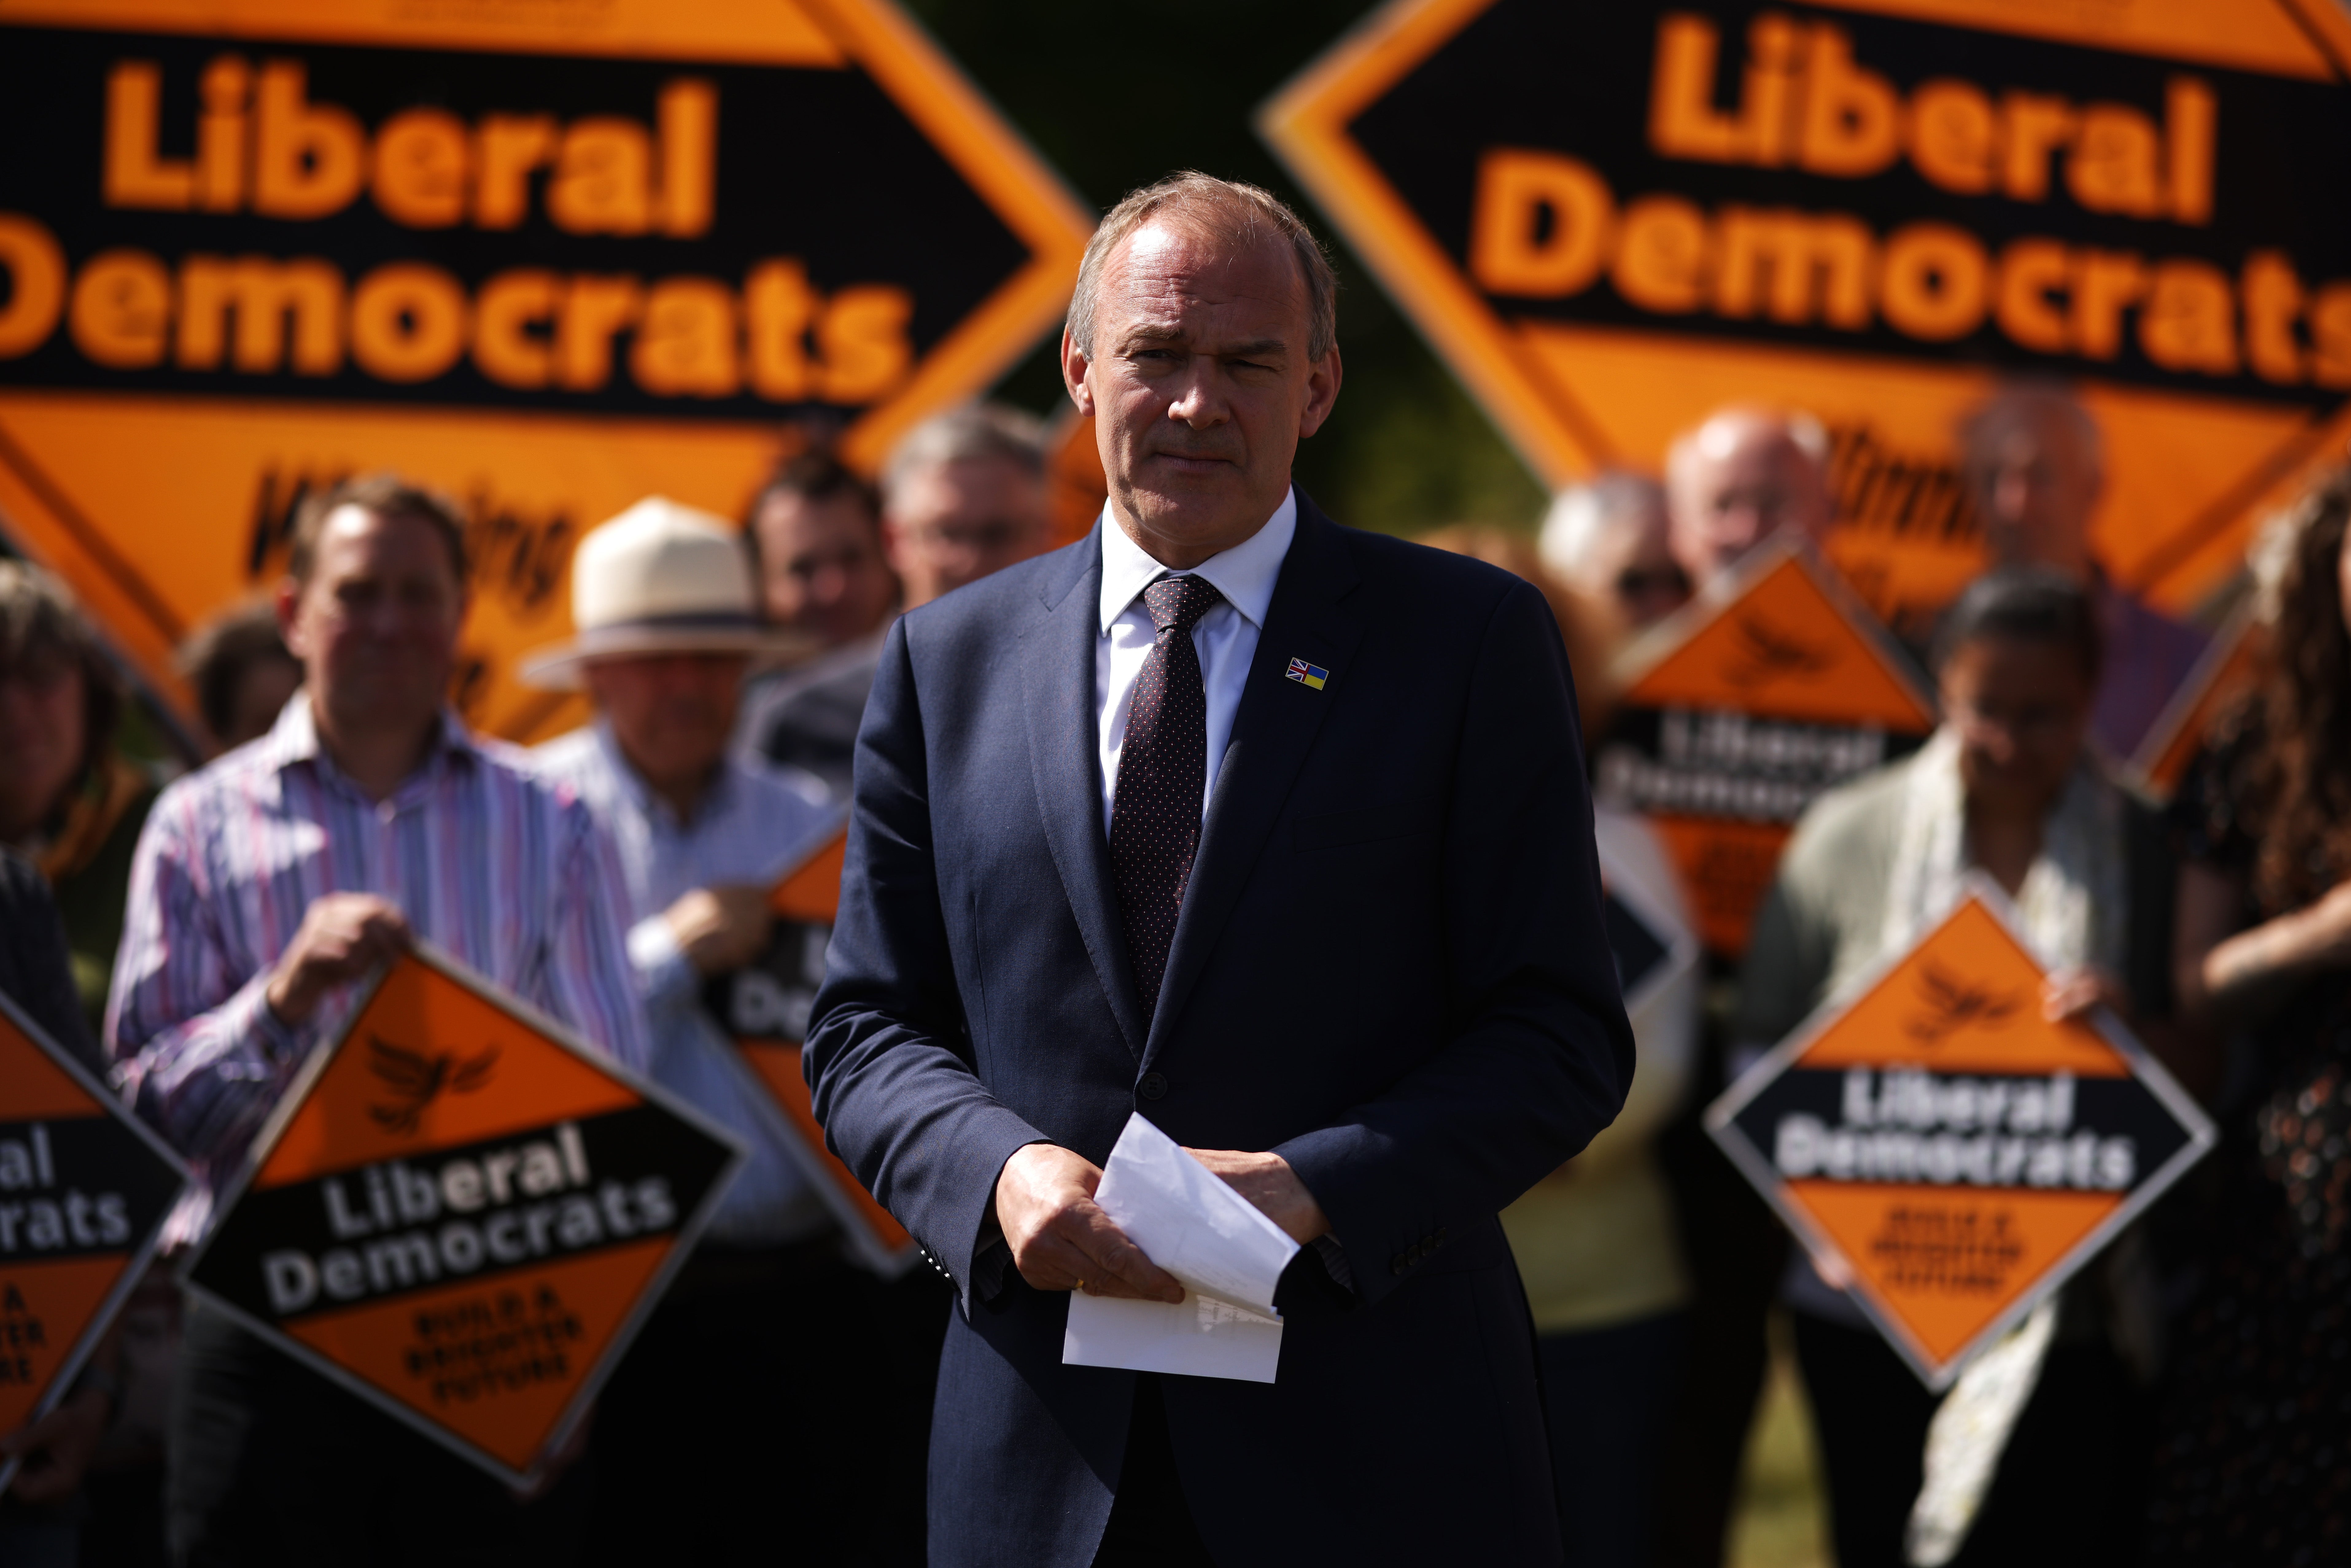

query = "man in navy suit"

[{"left": 805, "top": 173, "right": 1633, "bottom": 1567}]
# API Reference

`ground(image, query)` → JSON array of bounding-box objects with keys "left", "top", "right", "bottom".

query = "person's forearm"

[
  {"left": 117, "top": 969, "right": 301, "bottom": 1161},
  {"left": 2196, "top": 906, "right": 2340, "bottom": 1030}
]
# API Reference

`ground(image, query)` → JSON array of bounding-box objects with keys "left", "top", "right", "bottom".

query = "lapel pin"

[{"left": 1285, "top": 657, "right": 1329, "bottom": 691}]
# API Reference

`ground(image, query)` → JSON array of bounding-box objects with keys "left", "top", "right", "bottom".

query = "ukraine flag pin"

[{"left": 1285, "top": 657, "right": 1329, "bottom": 691}]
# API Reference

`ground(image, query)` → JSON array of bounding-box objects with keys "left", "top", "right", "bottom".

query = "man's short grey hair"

[
  {"left": 1539, "top": 471, "right": 1668, "bottom": 579},
  {"left": 879, "top": 402, "right": 1047, "bottom": 512},
  {"left": 1066, "top": 172, "right": 1339, "bottom": 364},
  {"left": 1958, "top": 384, "right": 2105, "bottom": 479}
]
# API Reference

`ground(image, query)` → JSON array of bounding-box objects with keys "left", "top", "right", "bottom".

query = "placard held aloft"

[
  {"left": 1706, "top": 877, "right": 2213, "bottom": 1388},
  {"left": 183, "top": 947, "right": 742, "bottom": 1486},
  {"left": 1595, "top": 539, "right": 1936, "bottom": 956},
  {"left": 0, "top": 992, "right": 187, "bottom": 1494}
]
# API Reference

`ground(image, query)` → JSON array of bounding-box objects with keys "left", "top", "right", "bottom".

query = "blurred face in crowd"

[
  {"left": 2339, "top": 526, "right": 2351, "bottom": 641},
  {"left": 1967, "top": 409, "right": 2102, "bottom": 581},
  {"left": 1564, "top": 498, "right": 1689, "bottom": 632},
  {"left": 1667, "top": 413, "right": 1833, "bottom": 587},
  {"left": 584, "top": 652, "right": 748, "bottom": 811},
  {"left": 884, "top": 456, "right": 1048, "bottom": 610},
  {"left": 1065, "top": 219, "right": 1341, "bottom": 569},
  {"left": 221, "top": 653, "right": 303, "bottom": 751},
  {"left": 753, "top": 487, "right": 896, "bottom": 648},
  {"left": 0, "top": 642, "right": 85, "bottom": 841},
  {"left": 280, "top": 506, "right": 465, "bottom": 750},
  {"left": 1941, "top": 633, "right": 2094, "bottom": 822}
]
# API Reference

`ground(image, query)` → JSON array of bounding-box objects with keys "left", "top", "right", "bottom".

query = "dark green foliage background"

[{"left": 902, "top": 0, "right": 1549, "bottom": 537}]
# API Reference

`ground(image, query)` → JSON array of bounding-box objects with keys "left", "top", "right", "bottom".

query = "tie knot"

[{"left": 1142, "top": 573, "right": 1224, "bottom": 635}]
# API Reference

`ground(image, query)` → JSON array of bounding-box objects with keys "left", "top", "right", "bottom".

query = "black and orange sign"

[
  {"left": 182, "top": 948, "right": 740, "bottom": 1485},
  {"left": 702, "top": 828, "right": 917, "bottom": 1275},
  {"left": 1707, "top": 881, "right": 2213, "bottom": 1388},
  {"left": 1594, "top": 538, "right": 1935, "bottom": 953},
  {"left": 1262, "top": 0, "right": 2351, "bottom": 638},
  {"left": 0, "top": 992, "right": 185, "bottom": 1493},
  {"left": 0, "top": 0, "right": 1091, "bottom": 742},
  {"left": 2128, "top": 600, "right": 2261, "bottom": 798}
]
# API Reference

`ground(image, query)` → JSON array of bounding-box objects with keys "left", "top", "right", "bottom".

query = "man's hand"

[
  {"left": 265, "top": 894, "right": 412, "bottom": 1026},
  {"left": 2, "top": 1387, "right": 109, "bottom": 1504},
  {"left": 663, "top": 885, "right": 774, "bottom": 976},
  {"left": 994, "top": 1144, "right": 1183, "bottom": 1302},
  {"left": 1183, "top": 1148, "right": 1331, "bottom": 1245}
]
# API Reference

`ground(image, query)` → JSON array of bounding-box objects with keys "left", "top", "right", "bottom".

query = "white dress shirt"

[
  {"left": 1095, "top": 488, "right": 1297, "bottom": 834},
  {"left": 533, "top": 722, "right": 840, "bottom": 1247},
  {"left": 1087, "top": 488, "right": 1359, "bottom": 1290}
]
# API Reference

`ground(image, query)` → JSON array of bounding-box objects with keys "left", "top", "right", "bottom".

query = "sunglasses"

[{"left": 1616, "top": 565, "right": 1690, "bottom": 600}]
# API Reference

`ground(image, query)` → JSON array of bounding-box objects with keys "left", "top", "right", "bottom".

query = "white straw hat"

[{"left": 518, "top": 497, "right": 802, "bottom": 689}]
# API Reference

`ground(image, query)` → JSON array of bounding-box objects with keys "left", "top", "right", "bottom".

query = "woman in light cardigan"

[{"left": 1737, "top": 568, "right": 2180, "bottom": 1568}]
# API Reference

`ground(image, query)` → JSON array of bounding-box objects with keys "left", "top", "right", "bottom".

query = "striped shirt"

[
  {"left": 533, "top": 722, "right": 840, "bottom": 1245},
  {"left": 107, "top": 697, "right": 650, "bottom": 1244}
]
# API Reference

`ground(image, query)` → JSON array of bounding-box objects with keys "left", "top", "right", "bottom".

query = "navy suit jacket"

[{"left": 805, "top": 494, "right": 1633, "bottom": 1567}]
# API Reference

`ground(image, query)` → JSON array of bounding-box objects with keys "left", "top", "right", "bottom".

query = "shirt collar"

[
  {"left": 263, "top": 693, "right": 479, "bottom": 784},
  {"left": 1097, "top": 487, "right": 1298, "bottom": 635}
]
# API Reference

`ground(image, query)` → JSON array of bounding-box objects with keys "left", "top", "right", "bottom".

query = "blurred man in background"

[
  {"left": 1959, "top": 385, "right": 2208, "bottom": 759},
  {"left": 1539, "top": 471, "right": 1689, "bottom": 639},
  {"left": 736, "top": 448, "right": 899, "bottom": 796},
  {"left": 1647, "top": 405, "right": 1833, "bottom": 1568},
  {"left": 526, "top": 499, "right": 937, "bottom": 1566},
  {"left": 880, "top": 402, "right": 1051, "bottom": 613},
  {"left": 177, "top": 600, "right": 302, "bottom": 756},
  {"left": 1665, "top": 408, "right": 1834, "bottom": 590},
  {"left": 743, "top": 405, "right": 1050, "bottom": 798},
  {"left": 111, "top": 474, "right": 648, "bottom": 1565}
]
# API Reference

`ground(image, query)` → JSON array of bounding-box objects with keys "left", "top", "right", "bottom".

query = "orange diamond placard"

[
  {"left": 1262, "top": 0, "right": 2351, "bottom": 640},
  {"left": 2127, "top": 601, "right": 2263, "bottom": 798},
  {"left": 1706, "top": 881, "right": 2214, "bottom": 1388},
  {"left": 700, "top": 827, "right": 917, "bottom": 1275},
  {"left": 0, "top": 0, "right": 1090, "bottom": 743},
  {"left": 182, "top": 947, "right": 742, "bottom": 1485},
  {"left": 1593, "top": 538, "right": 1936, "bottom": 953},
  {"left": 0, "top": 991, "right": 187, "bottom": 1494}
]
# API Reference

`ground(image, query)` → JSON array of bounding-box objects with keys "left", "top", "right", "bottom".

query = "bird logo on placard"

[
  {"left": 1723, "top": 615, "right": 1834, "bottom": 689},
  {"left": 1906, "top": 964, "right": 2023, "bottom": 1045},
  {"left": 367, "top": 1037, "right": 499, "bottom": 1133}
]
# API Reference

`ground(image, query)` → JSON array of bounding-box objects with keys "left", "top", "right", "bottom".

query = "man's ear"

[
  {"left": 1297, "top": 347, "right": 1344, "bottom": 440},
  {"left": 1060, "top": 325, "right": 1095, "bottom": 416},
  {"left": 274, "top": 575, "right": 308, "bottom": 658}
]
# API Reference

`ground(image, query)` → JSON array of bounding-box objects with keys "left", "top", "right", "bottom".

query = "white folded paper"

[{"left": 1061, "top": 1113, "right": 1302, "bottom": 1384}]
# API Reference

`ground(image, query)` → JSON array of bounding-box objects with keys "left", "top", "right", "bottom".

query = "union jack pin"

[{"left": 1285, "top": 657, "right": 1329, "bottom": 691}]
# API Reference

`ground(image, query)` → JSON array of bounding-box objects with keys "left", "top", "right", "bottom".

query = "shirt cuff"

[
  {"left": 1312, "top": 1233, "right": 1356, "bottom": 1294},
  {"left": 968, "top": 1236, "right": 1014, "bottom": 1304},
  {"left": 627, "top": 913, "right": 699, "bottom": 1012},
  {"left": 234, "top": 969, "right": 303, "bottom": 1067}
]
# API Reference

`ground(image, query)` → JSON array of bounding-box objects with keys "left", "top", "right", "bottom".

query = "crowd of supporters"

[{"left": 1, "top": 382, "right": 2346, "bottom": 1568}]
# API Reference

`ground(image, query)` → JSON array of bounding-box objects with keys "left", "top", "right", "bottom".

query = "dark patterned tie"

[{"left": 1110, "top": 573, "right": 1225, "bottom": 1016}]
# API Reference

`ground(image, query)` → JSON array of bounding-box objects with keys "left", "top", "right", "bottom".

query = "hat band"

[{"left": 576, "top": 609, "right": 766, "bottom": 635}]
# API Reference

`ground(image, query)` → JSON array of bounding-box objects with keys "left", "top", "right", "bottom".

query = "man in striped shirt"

[{"left": 108, "top": 474, "right": 648, "bottom": 1566}]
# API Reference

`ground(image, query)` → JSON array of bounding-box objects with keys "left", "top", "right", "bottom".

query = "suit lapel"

[
  {"left": 1147, "top": 496, "right": 1366, "bottom": 1054},
  {"left": 1018, "top": 526, "right": 1150, "bottom": 1059}
]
